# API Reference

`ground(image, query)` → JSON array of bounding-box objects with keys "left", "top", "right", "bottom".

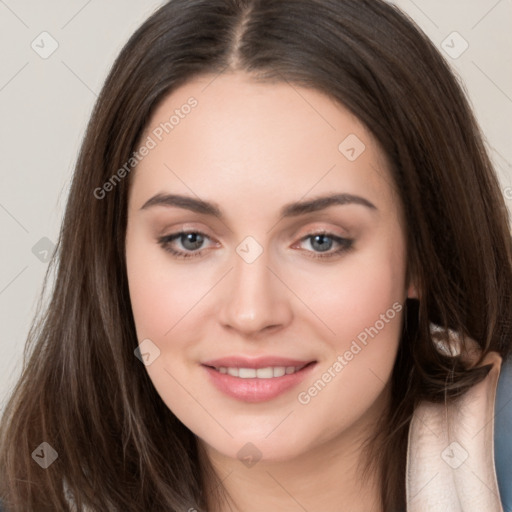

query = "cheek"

[
  {"left": 295, "top": 229, "right": 407, "bottom": 349},
  {"left": 288, "top": 257, "right": 406, "bottom": 451},
  {"left": 126, "top": 234, "right": 207, "bottom": 342}
]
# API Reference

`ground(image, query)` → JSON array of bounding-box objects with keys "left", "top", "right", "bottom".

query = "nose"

[{"left": 218, "top": 246, "right": 293, "bottom": 337}]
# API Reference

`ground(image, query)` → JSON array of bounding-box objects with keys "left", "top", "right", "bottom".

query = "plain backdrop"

[{"left": 1, "top": 0, "right": 511, "bottom": 413}]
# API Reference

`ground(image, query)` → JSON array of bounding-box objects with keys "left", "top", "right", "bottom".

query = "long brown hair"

[{"left": 1, "top": 0, "right": 511, "bottom": 510}]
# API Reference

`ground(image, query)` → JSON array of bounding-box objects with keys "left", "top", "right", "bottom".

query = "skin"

[{"left": 125, "top": 71, "right": 418, "bottom": 512}]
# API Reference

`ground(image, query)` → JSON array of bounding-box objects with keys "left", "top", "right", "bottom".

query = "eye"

[
  {"left": 157, "top": 230, "right": 215, "bottom": 259},
  {"left": 294, "top": 231, "right": 354, "bottom": 260}
]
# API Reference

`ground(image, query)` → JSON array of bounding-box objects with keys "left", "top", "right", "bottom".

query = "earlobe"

[{"left": 407, "top": 281, "right": 419, "bottom": 299}]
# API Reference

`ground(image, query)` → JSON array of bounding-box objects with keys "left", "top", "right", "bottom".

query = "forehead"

[{"left": 129, "top": 72, "right": 397, "bottom": 216}]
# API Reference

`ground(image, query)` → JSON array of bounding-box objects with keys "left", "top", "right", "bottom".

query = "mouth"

[{"left": 201, "top": 359, "right": 317, "bottom": 403}]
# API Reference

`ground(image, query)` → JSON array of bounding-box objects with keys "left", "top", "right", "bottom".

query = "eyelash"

[{"left": 157, "top": 230, "right": 354, "bottom": 260}]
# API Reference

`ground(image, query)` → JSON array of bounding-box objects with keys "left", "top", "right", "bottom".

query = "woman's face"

[{"left": 125, "top": 71, "right": 416, "bottom": 462}]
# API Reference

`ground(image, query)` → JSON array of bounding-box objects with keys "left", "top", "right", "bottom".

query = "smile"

[{"left": 202, "top": 361, "right": 317, "bottom": 402}]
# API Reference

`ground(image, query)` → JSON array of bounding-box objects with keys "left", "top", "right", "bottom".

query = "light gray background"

[{"left": 1, "top": 0, "right": 511, "bottom": 411}]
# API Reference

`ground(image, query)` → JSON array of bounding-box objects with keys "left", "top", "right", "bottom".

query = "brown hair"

[{"left": 1, "top": 0, "right": 511, "bottom": 510}]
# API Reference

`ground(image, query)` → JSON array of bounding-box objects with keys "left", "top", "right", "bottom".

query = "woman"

[{"left": 0, "top": 0, "right": 511, "bottom": 510}]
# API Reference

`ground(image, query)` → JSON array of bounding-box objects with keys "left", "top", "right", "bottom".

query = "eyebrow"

[{"left": 139, "top": 192, "right": 377, "bottom": 218}]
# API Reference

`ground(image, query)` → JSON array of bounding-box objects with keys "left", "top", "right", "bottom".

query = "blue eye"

[
  {"left": 157, "top": 231, "right": 211, "bottom": 259},
  {"left": 157, "top": 230, "right": 353, "bottom": 260},
  {"left": 296, "top": 232, "right": 354, "bottom": 260}
]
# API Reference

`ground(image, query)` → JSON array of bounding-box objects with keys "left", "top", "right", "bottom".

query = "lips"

[{"left": 201, "top": 356, "right": 317, "bottom": 403}]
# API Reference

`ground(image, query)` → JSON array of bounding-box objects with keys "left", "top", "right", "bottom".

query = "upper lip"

[{"left": 202, "top": 356, "right": 316, "bottom": 369}]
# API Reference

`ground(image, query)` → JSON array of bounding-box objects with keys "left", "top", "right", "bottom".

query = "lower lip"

[{"left": 202, "top": 363, "right": 317, "bottom": 403}]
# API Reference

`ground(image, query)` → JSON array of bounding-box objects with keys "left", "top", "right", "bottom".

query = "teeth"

[
  {"left": 227, "top": 367, "right": 239, "bottom": 377},
  {"left": 217, "top": 366, "right": 302, "bottom": 378},
  {"left": 256, "top": 367, "right": 273, "bottom": 378},
  {"left": 273, "top": 366, "right": 286, "bottom": 377},
  {"left": 239, "top": 368, "right": 257, "bottom": 378}
]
